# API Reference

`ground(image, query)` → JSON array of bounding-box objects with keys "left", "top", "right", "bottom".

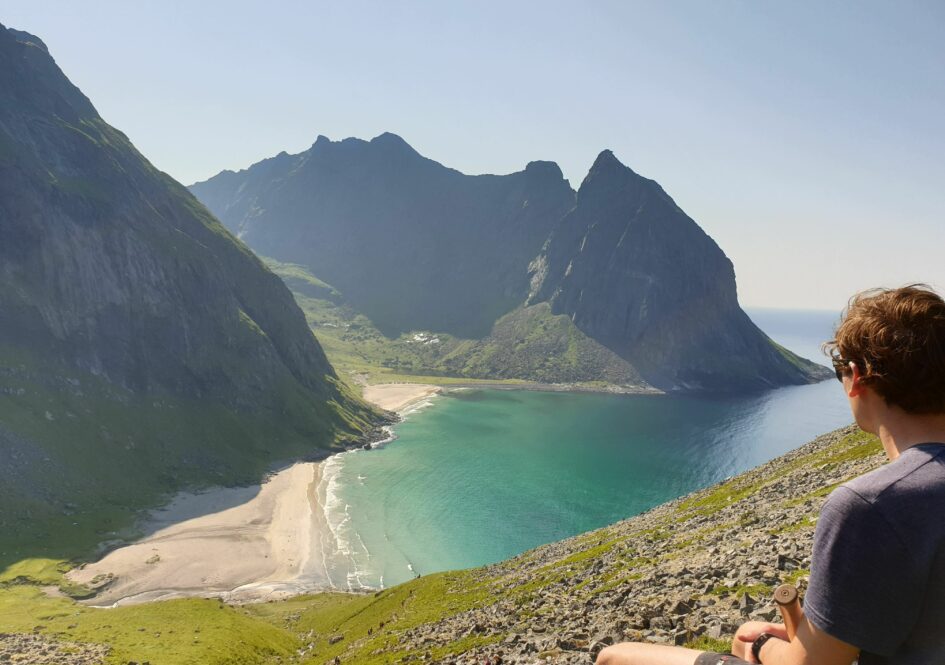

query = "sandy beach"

[
  {"left": 363, "top": 382, "right": 441, "bottom": 412},
  {"left": 68, "top": 462, "right": 335, "bottom": 606},
  {"left": 67, "top": 384, "right": 439, "bottom": 606}
]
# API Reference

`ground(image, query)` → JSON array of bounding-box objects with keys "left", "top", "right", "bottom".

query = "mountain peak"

[
  {"left": 524, "top": 160, "right": 565, "bottom": 180},
  {"left": 589, "top": 149, "right": 637, "bottom": 176},
  {"left": 307, "top": 133, "right": 419, "bottom": 159},
  {"left": 369, "top": 132, "right": 422, "bottom": 159},
  {"left": 576, "top": 149, "right": 644, "bottom": 197},
  {"left": 371, "top": 131, "right": 409, "bottom": 146},
  {"left": 593, "top": 148, "right": 618, "bottom": 164},
  {"left": 0, "top": 23, "right": 97, "bottom": 124},
  {"left": 6, "top": 26, "right": 48, "bottom": 52}
]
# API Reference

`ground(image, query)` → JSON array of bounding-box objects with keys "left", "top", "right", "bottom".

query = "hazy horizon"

[{"left": 3, "top": 1, "right": 943, "bottom": 310}]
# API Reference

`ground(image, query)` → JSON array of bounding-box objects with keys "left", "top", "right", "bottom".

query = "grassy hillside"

[
  {"left": 264, "top": 258, "right": 652, "bottom": 391},
  {"left": 0, "top": 426, "right": 884, "bottom": 664},
  {"left": 0, "top": 345, "right": 379, "bottom": 579}
]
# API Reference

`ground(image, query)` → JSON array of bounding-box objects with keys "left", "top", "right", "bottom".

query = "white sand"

[
  {"left": 362, "top": 383, "right": 441, "bottom": 413},
  {"left": 68, "top": 462, "right": 334, "bottom": 606},
  {"left": 69, "top": 383, "right": 443, "bottom": 607}
]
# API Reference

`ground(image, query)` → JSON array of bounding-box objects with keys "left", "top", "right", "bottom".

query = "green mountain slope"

[
  {"left": 264, "top": 258, "right": 648, "bottom": 388},
  {"left": 0, "top": 25, "right": 384, "bottom": 569},
  {"left": 0, "top": 426, "right": 883, "bottom": 664}
]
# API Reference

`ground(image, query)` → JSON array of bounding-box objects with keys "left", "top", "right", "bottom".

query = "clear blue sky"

[{"left": 5, "top": 1, "right": 944, "bottom": 310}]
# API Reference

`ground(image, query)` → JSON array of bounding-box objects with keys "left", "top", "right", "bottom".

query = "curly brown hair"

[{"left": 824, "top": 284, "right": 945, "bottom": 414}]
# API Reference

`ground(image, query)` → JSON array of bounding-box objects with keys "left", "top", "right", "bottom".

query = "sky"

[{"left": 4, "top": 1, "right": 944, "bottom": 311}]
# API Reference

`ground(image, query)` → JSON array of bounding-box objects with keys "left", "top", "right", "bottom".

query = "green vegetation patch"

[
  {"left": 679, "top": 429, "right": 881, "bottom": 519},
  {"left": 686, "top": 635, "right": 732, "bottom": 653},
  {"left": 708, "top": 583, "right": 773, "bottom": 598},
  {"left": 677, "top": 476, "right": 767, "bottom": 516},
  {"left": 263, "top": 258, "right": 647, "bottom": 390},
  {"left": 242, "top": 571, "right": 497, "bottom": 664},
  {"left": 0, "top": 587, "right": 298, "bottom": 665}
]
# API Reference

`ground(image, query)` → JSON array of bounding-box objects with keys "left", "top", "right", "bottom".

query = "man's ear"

[{"left": 847, "top": 361, "right": 869, "bottom": 398}]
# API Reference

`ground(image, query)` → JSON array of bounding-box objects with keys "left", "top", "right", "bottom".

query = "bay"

[{"left": 325, "top": 309, "right": 851, "bottom": 589}]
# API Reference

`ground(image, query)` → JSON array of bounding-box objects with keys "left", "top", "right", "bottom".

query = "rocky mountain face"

[
  {"left": 192, "top": 138, "right": 829, "bottom": 392},
  {"left": 191, "top": 134, "right": 576, "bottom": 338},
  {"left": 0, "top": 25, "right": 383, "bottom": 562},
  {"left": 529, "top": 150, "right": 818, "bottom": 391}
]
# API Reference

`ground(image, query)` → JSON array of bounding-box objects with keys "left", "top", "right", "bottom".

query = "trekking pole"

[{"left": 774, "top": 584, "right": 803, "bottom": 639}]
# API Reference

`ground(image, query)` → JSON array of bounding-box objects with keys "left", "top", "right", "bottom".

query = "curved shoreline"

[
  {"left": 67, "top": 385, "right": 439, "bottom": 607},
  {"left": 362, "top": 383, "right": 443, "bottom": 412},
  {"left": 67, "top": 462, "right": 329, "bottom": 606},
  {"left": 68, "top": 382, "right": 631, "bottom": 606}
]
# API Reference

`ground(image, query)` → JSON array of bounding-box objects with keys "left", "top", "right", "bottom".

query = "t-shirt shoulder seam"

[
  {"left": 833, "top": 486, "right": 914, "bottom": 556},
  {"left": 845, "top": 448, "right": 943, "bottom": 504}
]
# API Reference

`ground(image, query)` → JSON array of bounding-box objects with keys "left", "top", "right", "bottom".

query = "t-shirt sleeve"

[{"left": 805, "top": 486, "right": 922, "bottom": 657}]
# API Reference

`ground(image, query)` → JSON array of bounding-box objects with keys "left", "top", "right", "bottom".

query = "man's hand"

[
  {"left": 732, "top": 617, "right": 859, "bottom": 665},
  {"left": 732, "top": 622, "right": 789, "bottom": 663}
]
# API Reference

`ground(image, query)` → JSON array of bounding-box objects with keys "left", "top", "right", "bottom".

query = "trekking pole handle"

[{"left": 774, "top": 584, "right": 803, "bottom": 640}]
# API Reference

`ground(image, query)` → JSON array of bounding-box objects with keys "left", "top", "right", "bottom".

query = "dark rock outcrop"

[{"left": 529, "top": 150, "right": 827, "bottom": 392}]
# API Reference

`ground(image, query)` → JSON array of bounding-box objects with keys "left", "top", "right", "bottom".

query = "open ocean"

[{"left": 322, "top": 308, "right": 851, "bottom": 589}]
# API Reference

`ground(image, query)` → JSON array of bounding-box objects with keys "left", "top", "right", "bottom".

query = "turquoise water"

[{"left": 324, "top": 309, "right": 851, "bottom": 589}]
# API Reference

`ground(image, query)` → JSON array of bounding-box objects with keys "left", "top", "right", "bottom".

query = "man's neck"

[{"left": 875, "top": 411, "right": 945, "bottom": 460}]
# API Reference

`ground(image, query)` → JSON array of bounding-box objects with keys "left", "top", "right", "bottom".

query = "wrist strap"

[{"left": 752, "top": 632, "right": 776, "bottom": 663}]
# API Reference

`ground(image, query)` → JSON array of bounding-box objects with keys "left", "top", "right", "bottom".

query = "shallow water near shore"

[{"left": 325, "top": 308, "right": 851, "bottom": 588}]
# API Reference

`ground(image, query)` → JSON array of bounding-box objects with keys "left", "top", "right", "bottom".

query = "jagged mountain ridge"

[
  {"left": 192, "top": 137, "right": 829, "bottom": 392},
  {"left": 191, "top": 134, "right": 576, "bottom": 338},
  {"left": 0, "top": 24, "right": 382, "bottom": 562}
]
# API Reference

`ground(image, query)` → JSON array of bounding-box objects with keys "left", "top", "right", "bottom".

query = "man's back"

[{"left": 806, "top": 443, "right": 945, "bottom": 665}]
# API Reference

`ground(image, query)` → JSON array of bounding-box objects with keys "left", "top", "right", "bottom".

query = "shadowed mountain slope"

[
  {"left": 0, "top": 24, "right": 383, "bottom": 564},
  {"left": 191, "top": 134, "right": 576, "bottom": 338}
]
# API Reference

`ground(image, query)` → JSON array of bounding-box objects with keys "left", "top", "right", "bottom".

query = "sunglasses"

[{"left": 831, "top": 357, "right": 856, "bottom": 382}]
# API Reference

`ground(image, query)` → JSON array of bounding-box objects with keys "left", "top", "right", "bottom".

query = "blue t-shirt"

[{"left": 806, "top": 443, "right": 945, "bottom": 665}]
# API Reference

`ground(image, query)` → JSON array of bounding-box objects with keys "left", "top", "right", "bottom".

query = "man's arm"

[{"left": 734, "top": 617, "right": 859, "bottom": 665}]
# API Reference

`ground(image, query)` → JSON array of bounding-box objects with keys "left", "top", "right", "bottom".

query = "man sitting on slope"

[{"left": 597, "top": 284, "right": 945, "bottom": 665}]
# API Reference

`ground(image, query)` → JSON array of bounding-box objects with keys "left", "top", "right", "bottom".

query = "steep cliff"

[
  {"left": 0, "top": 25, "right": 382, "bottom": 562},
  {"left": 529, "top": 150, "right": 827, "bottom": 391}
]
